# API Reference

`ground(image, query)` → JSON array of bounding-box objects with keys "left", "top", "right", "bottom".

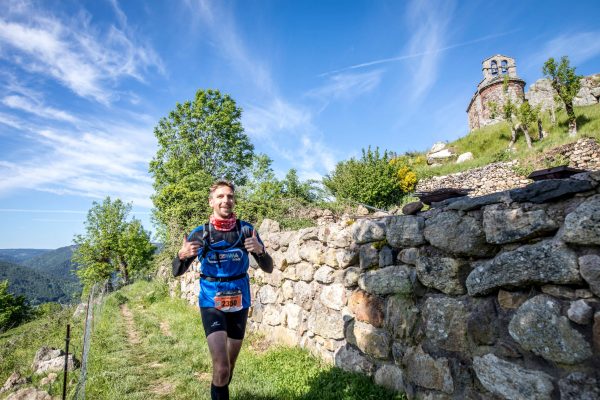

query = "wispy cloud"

[
  {"left": 0, "top": 1, "right": 163, "bottom": 210},
  {"left": 320, "top": 30, "right": 518, "bottom": 77},
  {"left": 186, "top": 0, "right": 274, "bottom": 95},
  {"left": 0, "top": 0, "right": 164, "bottom": 104},
  {"left": 0, "top": 118, "right": 156, "bottom": 208},
  {"left": 184, "top": 0, "right": 339, "bottom": 178},
  {"left": 307, "top": 70, "right": 383, "bottom": 107},
  {"left": 243, "top": 99, "right": 311, "bottom": 139},
  {"left": 2, "top": 95, "right": 77, "bottom": 122},
  {"left": 0, "top": 112, "right": 27, "bottom": 130},
  {"left": 527, "top": 31, "right": 600, "bottom": 72},
  {"left": 403, "top": 0, "right": 456, "bottom": 102}
]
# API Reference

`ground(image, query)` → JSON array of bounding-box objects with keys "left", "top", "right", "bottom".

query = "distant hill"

[
  {"left": 0, "top": 261, "right": 70, "bottom": 305},
  {"left": 26, "top": 245, "right": 78, "bottom": 282},
  {"left": 0, "top": 245, "right": 81, "bottom": 305},
  {"left": 0, "top": 249, "right": 52, "bottom": 265}
]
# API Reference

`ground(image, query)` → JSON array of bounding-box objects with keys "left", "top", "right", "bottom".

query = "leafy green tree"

[
  {"left": 504, "top": 98, "right": 536, "bottom": 149},
  {"left": 149, "top": 89, "right": 255, "bottom": 237},
  {"left": 0, "top": 280, "right": 31, "bottom": 332},
  {"left": 543, "top": 56, "right": 582, "bottom": 136},
  {"left": 235, "top": 154, "right": 283, "bottom": 224},
  {"left": 73, "top": 197, "right": 155, "bottom": 289},
  {"left": 241, "top": 154, "right": 283, "bottom": 202},
  {"left": 517, "top": 100, "right": 540, "bottom": 147},
  {"left": 282, "top": 169, "right": 321, "bottom": 203},
  {"left": 323, "top": 147, "right": 412, "bottom": 209}
]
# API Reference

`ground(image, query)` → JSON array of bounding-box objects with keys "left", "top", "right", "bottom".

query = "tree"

[
  {"left": 323, "top": 147, "right": 415, "bottom": 209},
  {"left": 0, "top": 280, "right": 31, "bottom": 332},
  {"left": 149, "top": 89, "right": 255, "bottom": 237},
  {"left": 232, "top": 153, "right": 282, "bottom": 224},
  {"left": 73, "top": 197, "right": 155, "bottom": 289},
  {"left": 543, "top": 56, "right": 582, "bottom": 136},
  {"left": 282, "top": 169, "right": 320, "bottom": 203}
]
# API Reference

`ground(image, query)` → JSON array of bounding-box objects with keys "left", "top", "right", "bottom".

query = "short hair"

[{"left": 209, "top": 180, "right": 235, "bottom": 198}]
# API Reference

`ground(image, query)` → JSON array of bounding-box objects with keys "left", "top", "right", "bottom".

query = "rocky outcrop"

[
  {"left": 417, "top": 137, "right": 600, "bottom": 197},
  {"left": 31, "top": 346, "right": 79, "bottom": 374},
  {"left": 173, "top": 171, "right": 600, "bottom": 399},
  {"left": 527, "top": 74, "right": 600, "bottom": 110}
]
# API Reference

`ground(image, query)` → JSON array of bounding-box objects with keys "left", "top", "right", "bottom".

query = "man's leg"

[
  {"left": 227, "top": 338, "right": 243, "bottom": 384},
  {"left": 224, "top": 308, "right": 249, "bottom": 384},
  {"left": 207, "top": 331, "right": 230, "bottom": 400},
  {"left": 207, "top": 331, "right": 231, "bottom": 386}
]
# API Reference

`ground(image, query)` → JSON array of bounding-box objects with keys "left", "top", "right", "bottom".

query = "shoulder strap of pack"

[
  {"left": 202, "top": 223, "right": 210, "bottom": 257},
  {"left": 239, "top": 219, "right": 253, "bottom": 240}
]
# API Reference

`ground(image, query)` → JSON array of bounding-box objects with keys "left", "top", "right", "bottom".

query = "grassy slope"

[
  {"left": 0, "top": 304, "right": 81, "bottom": 398},
  {"left": 414, "top": 103, "right": 600, "bottom": 180},
  {"left": 1, "top": 280, "right": 404, "bottom": 400}
]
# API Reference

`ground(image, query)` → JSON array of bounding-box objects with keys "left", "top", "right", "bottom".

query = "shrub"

[
  {"left": 323, "top": 147, "right": 416, "bottom": 209},
  {"left": 0, "top": 280, "right": 32, "bottom": 332}
]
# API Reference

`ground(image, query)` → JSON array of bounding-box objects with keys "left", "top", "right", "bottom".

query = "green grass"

[
  {"left": 414, "top": 103, "right": 600, "bottom": 180},
  {"left": 0, "top": 304, "right": 83, "bottom": 398},
  {"left": 2, "top": 280, "right": 404, "bottom": 399}
]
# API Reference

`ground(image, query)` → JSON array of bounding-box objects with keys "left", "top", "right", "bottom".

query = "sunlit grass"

[
  {"left": 1, "top": 280, "right": 404, "bottom": 399},
  {"left": 414, "top": 103, "right": 600, "bottom": 180}
]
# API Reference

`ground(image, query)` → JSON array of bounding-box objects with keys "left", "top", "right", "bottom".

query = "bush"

[
  {"left": 0, "top": 280, "right": 32, "bottom": 332},
  {"left": 323, "top": 147, "right": 416, "bottom": 209}
]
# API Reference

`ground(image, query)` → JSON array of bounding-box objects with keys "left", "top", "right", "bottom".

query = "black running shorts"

[{"left": 200, "top": 307, "right": 249, "bottom": 340}]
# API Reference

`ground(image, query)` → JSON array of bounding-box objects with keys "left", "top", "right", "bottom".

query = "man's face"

[{"left": 209, "top": 185, "right": 235, "bottom": 218}]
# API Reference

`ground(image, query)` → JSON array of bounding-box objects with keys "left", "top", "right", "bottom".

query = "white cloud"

[
  {"left": 527, "top": 31, "right": 600, "bottom": 72},
  {"left": 2, "top": 95, "right": 77, "bottom": 122},
  {"left": 184, "top": 0, "right": 339, "bottom": 179},
  {"left": 0, "top": 1, "right": 164, "bottom": 104},
  {"left": 307, "top": 70, "right": 383, "bottom": 105},
  {"left": 0, "top": 112, "right": 26, "bottom": 130},
  {"left": 243, "top": 99, "right": 311, "bottom": 139},
  {"left": 186, "top": 0, "right": 274, "bottom": 94},
  {"left": 403, "top": 0, "right": 455, "bottom": 102},
  {"left": 0, "top": 118, "right": 156, "bottom": 209}
]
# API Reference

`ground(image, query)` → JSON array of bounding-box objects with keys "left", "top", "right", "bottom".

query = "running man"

[{"left": 172, "top": 180, "right": 273, "bottom": 400}]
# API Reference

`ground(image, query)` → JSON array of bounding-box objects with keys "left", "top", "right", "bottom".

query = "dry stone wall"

[
  {"left": 416, "top": 137, "right": 600, "bottom": 196},
  {"left": 175, "top": 170, "right": 600, "bottom": 399}
]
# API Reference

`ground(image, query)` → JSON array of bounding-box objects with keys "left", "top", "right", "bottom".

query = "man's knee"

[{"left": 213, "top": 362, "right": 230, "bottom": 384}]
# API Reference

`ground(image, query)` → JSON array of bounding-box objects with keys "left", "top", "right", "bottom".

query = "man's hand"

[
  {"left": 244, "top": 229, "right": 264, "bottom": 255},
  {"left": 178, "top": 233, "right": 201, "bottom": 260}
]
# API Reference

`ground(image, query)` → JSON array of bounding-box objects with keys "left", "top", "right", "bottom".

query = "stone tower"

[{"left": 466, "top": 55, "right": 526, "bottom": 131}]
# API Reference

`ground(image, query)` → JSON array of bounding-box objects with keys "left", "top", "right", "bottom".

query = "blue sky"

[{"left": 1, "top": 0, "right": 599, "bottom": 249}]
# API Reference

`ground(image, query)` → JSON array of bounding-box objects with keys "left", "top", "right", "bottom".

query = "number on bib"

[{"left": 214, "top": 290, "right": 243, "bottom": 312}]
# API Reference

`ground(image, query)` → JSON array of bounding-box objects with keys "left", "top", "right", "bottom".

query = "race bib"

[{"left": 214, "top": 290, "right": 243, "bottom": 312}]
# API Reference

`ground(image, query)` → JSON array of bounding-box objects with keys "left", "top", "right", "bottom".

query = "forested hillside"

[
  {"left": 0, "top": 249, "right": 51, "bottom": 265},
  {"left": 0, "top": 246, "right": 81, "bottom": 305},
  {"left": 26, "top": 246, "right": 77, "bottom": 280},
  {"left": 0, "top": 261, "right": 70, "bottom": 305}
]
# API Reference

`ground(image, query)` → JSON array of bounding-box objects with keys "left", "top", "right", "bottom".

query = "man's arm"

[
  {"left": 244, "top": 228, "right": 273, "bottom": 273},
  {"left": 172, "top": 232, "right": 202, "bottom": 277},
  {"left": 172, "top": 256, "right": 195, "bottom": 277},
  {"left": 252, "top": 251, "right": 273, "bottom": 273}
]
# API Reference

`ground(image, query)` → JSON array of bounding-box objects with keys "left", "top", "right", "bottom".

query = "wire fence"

[
  {"left": 73, "top": 280, "right": 110, "bottom": 400},
  {"left": 71, "top": 275, "right": 154, "bottom": 399}
]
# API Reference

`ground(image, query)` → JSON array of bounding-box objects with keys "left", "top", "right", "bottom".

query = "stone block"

[{"left": 508, "top": 295, "right": 592, "bottom": 364}]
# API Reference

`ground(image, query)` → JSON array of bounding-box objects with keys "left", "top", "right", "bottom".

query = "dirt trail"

[
  {"left": 159, "top": 320, "right": 172, "bottom": 337},
  {"left": 120, "top": 304, "right": 140, "bottom": 345},
  {"left": 119, "top": 304, "right": 175, "bottom": 398}
]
